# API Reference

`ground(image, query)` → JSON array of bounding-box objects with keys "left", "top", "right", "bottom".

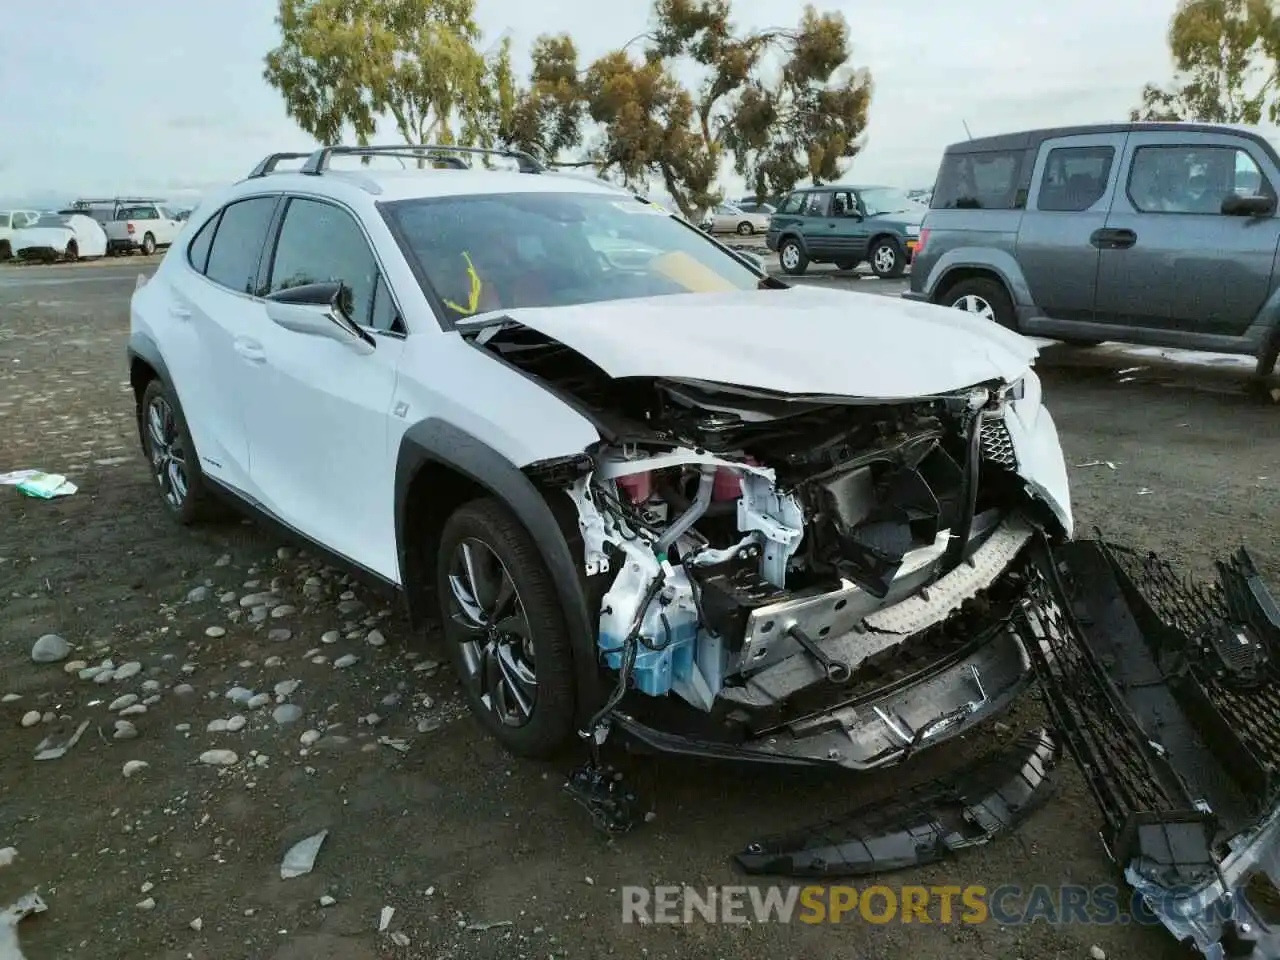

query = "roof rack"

[
  {"left": 69, "top": 196, "right": 165, "bottom": 206},
  {"left": 246, "top": 152, "right": 315, "bottom": 179},
  {"left": 297, "top": 143, "right": 545, "bottom": 176}
]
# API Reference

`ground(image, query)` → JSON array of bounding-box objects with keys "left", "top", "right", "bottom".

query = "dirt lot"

[{"left": 1, "top": 259, "right": 1277, "bottom": 960}]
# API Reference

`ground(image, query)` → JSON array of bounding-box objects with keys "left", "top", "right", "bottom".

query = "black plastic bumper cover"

[
  {"left": 735, "top": 727, "right": 1059, "bottom": 876},
  {"left": 1031, "top": 537, "right": 1280, "bottom": 960}
]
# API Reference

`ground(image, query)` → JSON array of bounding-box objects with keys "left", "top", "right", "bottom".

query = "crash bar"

[{"left": 297, "top": 143, "right": 545, "bottom": 176}]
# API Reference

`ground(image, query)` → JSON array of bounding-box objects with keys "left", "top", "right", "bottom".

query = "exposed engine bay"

[{"left": 477, "top": 323, "right": 1054, "bottom": 728}]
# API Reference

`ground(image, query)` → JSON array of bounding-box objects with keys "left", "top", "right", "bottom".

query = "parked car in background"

[
  {"left": 766, "top": 185, "right": 924, "bottom": 278},
  {"left": 735, "top": 199, "right": 777, "bottom": 216},
  {"left": 699, "top": 201, "right": 772, "bottom": 236},
  {"left": 736, "top": 194, "right": 783, "bottom": 210},
  {"left": 0, "top": 210, "right": 40, "bottom": 260},
  {"left": 906, "top": 121, "right": 1280, "bottom": 377},
  {"left": 11, "top": 212, "right": 107, "bottom": 262},
  {"left": 106, "top": 202, "right": 185, "bottom": 255}
]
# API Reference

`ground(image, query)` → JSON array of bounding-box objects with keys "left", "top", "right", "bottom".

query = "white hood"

[
  {"left": 477, "top": 286, "right": 1038, "bottom": 399},
  {"left": 13, "top": 227, "right": 72, "bottom": 252}
]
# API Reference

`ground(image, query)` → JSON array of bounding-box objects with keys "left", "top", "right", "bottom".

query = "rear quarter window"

[{"left": 933, "top": 150, "right": 1024, "bottom": 210}]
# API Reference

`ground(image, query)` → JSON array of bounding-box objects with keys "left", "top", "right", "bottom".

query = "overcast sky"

[{"left": 0, "top": 0, "right": 1239, "bottom": 206}]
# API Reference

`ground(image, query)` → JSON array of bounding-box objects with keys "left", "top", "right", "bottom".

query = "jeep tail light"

[
  {"left": 126, "top": 222, "right": 136, "bottom": 235},
  {"left": 915, "top": 227, "right": 929, "bottom": 255}
]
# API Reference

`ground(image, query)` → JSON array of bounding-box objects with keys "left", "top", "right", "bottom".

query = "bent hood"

[{"left": 471, "top": 286, "right": 1037, "bottom": 399}]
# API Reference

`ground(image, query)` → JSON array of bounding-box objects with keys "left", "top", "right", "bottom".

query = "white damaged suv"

[{"left": 128, "top": 144, "right": 1073, "bottom": 767}]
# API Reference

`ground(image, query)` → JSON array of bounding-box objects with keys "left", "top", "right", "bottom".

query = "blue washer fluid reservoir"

[{"left": 598, "top": 569, "right": 699, "bottom": 697}]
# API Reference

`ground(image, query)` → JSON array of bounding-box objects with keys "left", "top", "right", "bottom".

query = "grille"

[{"left": 980, "top": 416, "right": 1017, "bottom": 470}]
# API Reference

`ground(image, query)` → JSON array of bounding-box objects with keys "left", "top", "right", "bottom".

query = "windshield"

[
  {"left": 382, "top": 191, "right": 762, "bottom": 325},
  {"left": 34, "top": 214, "right": 69, "bottom": 228},
  {"left": 859, "top": 187, "right": 915, "bottom": 216}
]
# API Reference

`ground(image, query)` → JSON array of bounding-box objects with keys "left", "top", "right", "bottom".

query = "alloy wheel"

[
  {"left": 951, "top": 294, "right": 996, "bottom": 322},
  {"left": 873, "top": 244, "right": 896, "bottom": 274},
  {"left": 447, "top": 538, "right": 537, "bottom": 727},
  {"left": 146, "top": 395, "right": 189, "bottom": 509},
  {"left": 781, "top": 244, "right": 800, "bottom": 270}
]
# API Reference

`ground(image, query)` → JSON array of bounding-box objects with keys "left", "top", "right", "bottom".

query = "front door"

[
  {"left": 245, "top": 195, "right": 405, "bottom": 579},
  {"left": 1094, "top": 130, "right": 1280, "bottom": 336},
  {"left": 1016, "top": 132, "right": 1127, "bottom": 323}
]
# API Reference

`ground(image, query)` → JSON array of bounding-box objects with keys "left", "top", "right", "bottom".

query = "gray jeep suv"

[{"left": 905, "top": 122, "right": 1280, "bottom": 378}]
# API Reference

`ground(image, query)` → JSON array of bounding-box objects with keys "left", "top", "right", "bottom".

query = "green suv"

[{"left": 765, "top": 185, "right": 924, "bottom": 278}]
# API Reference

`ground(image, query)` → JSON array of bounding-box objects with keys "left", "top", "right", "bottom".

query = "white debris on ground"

[
  {"left": 0, "top": 892, "right": 47, "bottom": 960},
  {"left": 0, "top": 544, "right": 472, "bottom": 954}
]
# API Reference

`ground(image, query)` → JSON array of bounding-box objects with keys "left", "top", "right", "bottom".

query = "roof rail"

[
  {"left": 246, "top": 152, "right": 314, "bottom": 179},
  {"left": 298, "top": 143, "right": 545, "bottom": 176},
  {"left": 69, "top": 197, "right": 165, "bottom": 206}
]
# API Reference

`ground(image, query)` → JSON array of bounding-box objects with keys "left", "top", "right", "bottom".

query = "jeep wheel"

[
  {"left": 437, "top": 498, "right": 577, "bottom": 758},
  {"left": 779, "top": 238, "right": 808, "bottom": 276},
  {"left": 944, "top": 277, "right": 1017, "bottom": 331},
  {"left": 139, "top": 379, "right": 222, "bottom": 525},
  {"left": 141, "top": 233, "right": 156, "bottom": 256},
  {"left": 869, "top": 237, "right": 906, "bottom": 279},
  {"left": 736, "top": 221, "right": 754, "bottom": 235}
]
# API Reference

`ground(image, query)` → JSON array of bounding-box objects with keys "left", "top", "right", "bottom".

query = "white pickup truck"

[{"left": 105, "top": 202, "right": 184, "bottom": 256}]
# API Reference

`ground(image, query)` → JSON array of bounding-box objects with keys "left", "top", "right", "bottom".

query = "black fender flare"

[
  {"left": 776, "top": 231, "right": 807, "bottom": 255},
  {"left": 126, "top": 330, "right": 176, "bottom": 447},
  {"left": 394, "top": 418, "right": 606, "bottom": 720}
]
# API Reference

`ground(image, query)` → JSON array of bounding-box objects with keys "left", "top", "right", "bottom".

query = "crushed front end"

[{"left": 522, "top": 360, "right": 1073, "bottom": 772}]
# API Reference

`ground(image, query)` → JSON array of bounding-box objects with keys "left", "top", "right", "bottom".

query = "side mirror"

[
  {"left": 265, "top": 281, "right": 374, "bottom": 353},
  {"left": 1221, "top": 193, "right": 1275, "bottom": 217}
]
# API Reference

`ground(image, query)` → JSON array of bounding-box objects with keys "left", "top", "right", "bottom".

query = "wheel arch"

[
  {"left": 127, "top": 332, "right": 173, "bottom": 446},
  {"left": 776, "top": 231, "right": 807, "bottom": 253},
  {"left": 933, "top": 266, "right": 1015, "bottom": 307},
  {"left": 395, "top": 418, "right": 607, "bottom": 721}
]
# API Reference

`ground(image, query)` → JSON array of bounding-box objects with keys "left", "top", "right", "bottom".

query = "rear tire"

[
  {"left": 436, "top": 498, "right": 578, "bottom": 758},
  {"left": 1258, "top": 325, "right": 1280, "bottom": 379},
  {"left": 142, "top": 233, "right": 156, "bottom": 256},
  {"left": 0, "top": 240, "right": 10, "bottom": 261},
  {"left": 139, "top": 379, "right": 222, "bottom": 525},
  {"left": 64, "top": 241, "right": 78, "bottom": 263},
  {"left": 736, "top": 221, "right": 754, "bottom": 235},
  {"left": 778, "top": 237, "right": 808, "bottom": 276},
  {"left": 942, "top": 277, "right": 1017, "bottom": 331}
]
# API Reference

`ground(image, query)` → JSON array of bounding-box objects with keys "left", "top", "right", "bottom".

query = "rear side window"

[
  {"left": 1038, "top": 146, "right": 1114, "bottom": 212},
  {"left": 800, "top": 191, "right": 832, "bottom": 216},
  {"left": 186, "top": 212, "right": 220, "bottom": 274},
  {"left": 777, "top": 193, "right": 804, "bottom": 214},
  {"left": 933, "top": 150, "right": 1022, "bottom": 209},
  {"left": 204, "top": 197, "right": 276, "bottom": 294}
]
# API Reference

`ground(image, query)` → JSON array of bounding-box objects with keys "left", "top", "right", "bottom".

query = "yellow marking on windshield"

[
  {"left": 651, "top": 251, "right": 740, "bottom": 293},
  {"left": 442, "top": 251, "right": 483, "bottom": 315}
]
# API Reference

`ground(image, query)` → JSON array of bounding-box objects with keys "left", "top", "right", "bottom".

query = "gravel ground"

[{"left": 0, "top": 260, "right": 1277, "bottom": 960}]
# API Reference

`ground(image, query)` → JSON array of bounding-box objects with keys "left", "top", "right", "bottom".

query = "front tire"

[
  {"left": 436, "top": 498, "right": 577, "bottom": 758},
  {"left": 0, "top": 240, "right": 10, "bottom": 261},
  {"left": 869, "top": 237, "right": 906, "bottom": 279},
  {"left": 736, "top": 221, "right": 754, "bottom": 235},
  {"left": 139, "top": 379, "right": 221, "bottom": 525},
  {"left": 943, "top": 277, "right": 1017, "bottom": 331},
  {"left": 64, "top": 241, "right": 78, "bottom": 263},
  {"left": 778, "top": 238, "right": 808, "bottom": 276}
]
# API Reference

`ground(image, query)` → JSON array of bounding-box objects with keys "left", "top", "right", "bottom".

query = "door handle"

[
  {"left": 169, "top": 306, "right": 192, "bottom": 321},
  {"left": 1090, "top": 228, "right": 1138, "bottom": 249},
  {"left": 234, "top": 338, "right": 266, "bottom": 363}
]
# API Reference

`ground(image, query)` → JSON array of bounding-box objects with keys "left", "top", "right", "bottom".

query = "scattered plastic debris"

[
  {"left": 0, "top": 470, "right": 77, "bottom": 499},
  {"left": 0, "top": 891, "right": 48, "bottom": 960},
  {"left": 377, "top": 737, "right": 410, "bottom": 753},
  {"left": 1074, "top": 460, "right": 1118, "bottom": 470},
  {"left": 378, "top": 906, "right": 395, "bottom": 932},
  {"left": 464, "top": 920, "right": 513, "bottom": 932},
  {"left": 0, "top": 849, "right": 15, "bottom": 870},
  {"left": 280, "top": 830, "right": 328, "bottom": 879},
  {"left": 389, "top": 931, "right": 411, "bottom": 947},
  {"left": 33, "top": 719, "right": 91, "bottom": 762}
]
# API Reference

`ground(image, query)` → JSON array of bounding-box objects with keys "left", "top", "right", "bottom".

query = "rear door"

[
  {"left": 798, "top": 190, "right": 838, "bottom": 258},
  {"left": 832, "top": 189, "right": 870, "bottom": 261},
  {"left": 176, "top": 195, "right": 280, "bottom": 496},
  {"left": 244, "top": 195, "right": 405, "bottom": 578},
  {"left": 1015, "top": 131, "right": 1127, "bottom": 323},
  {"left": 1093, "top": 130, "right": 1280, "bottom": 335}
]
